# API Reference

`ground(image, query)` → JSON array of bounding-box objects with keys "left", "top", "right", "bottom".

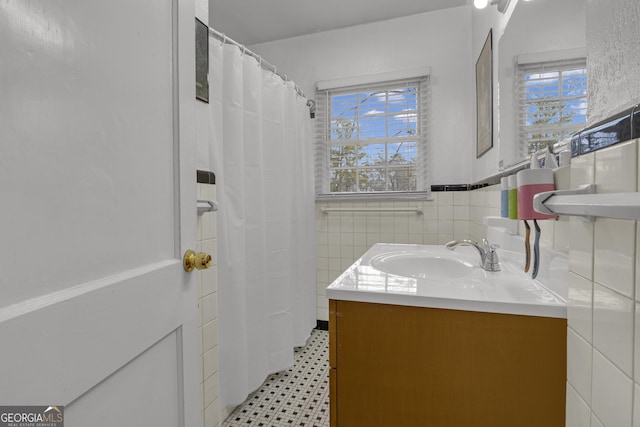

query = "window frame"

[
  {"left": 314, "top": 76, "right": 431, "bottom": 201},
  {"left": 516, "top": 58, "right": 587, "bottom": 158}
]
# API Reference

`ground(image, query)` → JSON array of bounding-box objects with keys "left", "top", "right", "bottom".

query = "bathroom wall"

[
  {"left": 564, "top": 140, "right": 640, "bottom": 427},
  {"left": 250, "top": 4, "right": 514, "bottom": 322},
  {"left": 469, "top": 0, "right": 516, "bottom": 183},
  {"left": 586, "top": 0, "right": 640, "bottom": 124},
  {"left": 496, "top": 0, "right": 587, "bottom": 175},
  {"left": 316, "top": 192, "right": 471, "bottom": 321},
  {"left": 250, "top": 7, "right": 474, "bottom": 185},
  {"left": 469, "top": 166, "right": 572, "bottom": 251},
  {"left": 197, "top": 179, "right": 222, "bottom": 427},
  {"left": 564, "top": 0, "right": 640, "bottom": 425},
  {"left": 210, "top": 2, "right": 640, "bottom": 423},
  {"left": 250, "top": 6, "right": 483, "bottom": 321},
  {"left": 196, "top": 2, "right": 223, "bottom": 426},
  {"left": 315, "top": 170, "right": 571, "bottom": 322},
  {"left": 469, "top": 0, "right": 587, "bottom": 183},
  {"left": 468, "top": 184, "right": 500, "bottom": 242}
]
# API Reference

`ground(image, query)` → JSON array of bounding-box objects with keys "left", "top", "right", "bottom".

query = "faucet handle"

[
  {"left": 481, "top": 239, "right": 500, "bottom": 251},
  {"left": 483, "top": 244, "right": 501, "bottom": 271}
]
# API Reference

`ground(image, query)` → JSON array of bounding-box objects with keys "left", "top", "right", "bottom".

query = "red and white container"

[{"left": 516, "top": 168, "right": 557, "bottom": 220}]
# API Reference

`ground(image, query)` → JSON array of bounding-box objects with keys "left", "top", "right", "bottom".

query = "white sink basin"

[
  {"left": 326, "top": 243, "right": 568, "bottom": 318},
  {"left": 370, "top": 253, "right": 474, "bottom": 280}
]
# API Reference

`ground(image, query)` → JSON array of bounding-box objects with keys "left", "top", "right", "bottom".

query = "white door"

[{"left": 0, "top": 0, "right": 200, "bottom": 426}]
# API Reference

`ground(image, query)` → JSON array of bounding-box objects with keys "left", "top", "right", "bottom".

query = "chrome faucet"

[{"left": 445, "top": 239, "right": 501, "bottom": 272}]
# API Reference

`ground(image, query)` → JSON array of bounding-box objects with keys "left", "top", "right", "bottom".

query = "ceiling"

[{"left": 209, "top": 0, "right": 471, "bottom": 46}]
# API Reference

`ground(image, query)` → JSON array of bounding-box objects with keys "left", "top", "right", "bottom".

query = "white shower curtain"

[{"left": 208, "top": 39, "right": 316, "bottom": 411}]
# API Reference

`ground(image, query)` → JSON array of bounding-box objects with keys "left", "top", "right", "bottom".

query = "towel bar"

[
  {"left": 533, "top": 184, "right": 640, "bottom": 221},
  {"left": 320, "top": 207, "right": 423, "bottom": 214}
]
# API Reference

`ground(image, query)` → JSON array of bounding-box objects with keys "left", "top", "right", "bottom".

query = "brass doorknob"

[{"left": 183, "top": 249, "right": 213, "bottom": 272}]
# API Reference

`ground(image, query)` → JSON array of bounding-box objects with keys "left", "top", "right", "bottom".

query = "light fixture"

[{"left": 474, "top": 0, "right": 512, "bottom": 13}]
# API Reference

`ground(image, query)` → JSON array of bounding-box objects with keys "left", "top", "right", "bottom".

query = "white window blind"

[
  {"left": 314, "top": 77, "right": 430, "bottom": 197},
  {"left": 516, "top": 58, "right": 587, "bottom": 157}
]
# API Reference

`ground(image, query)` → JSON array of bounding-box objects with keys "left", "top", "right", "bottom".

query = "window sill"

[{"left": 315, "top": 191, "right": 433, "bottom": 203}]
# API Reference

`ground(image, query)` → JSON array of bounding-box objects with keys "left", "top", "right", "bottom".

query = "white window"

[
  {"left": 516, "top": 58, "right": 587, "bottom": 156},
  {"left": 314, "top": 77, "right": 430, "bottom": 198}
]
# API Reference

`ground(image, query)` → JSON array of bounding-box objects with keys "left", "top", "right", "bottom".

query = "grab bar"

[
  {"left": 320, "top": 207, "right": 423, "bottom": 214},
  {"left": 533, "top": 184, "right": 640, "bottom": 221}
]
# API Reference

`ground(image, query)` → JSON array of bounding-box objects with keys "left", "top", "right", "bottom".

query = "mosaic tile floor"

[{"left": 222, "top": 329, "right": 330, "bottom": 427}]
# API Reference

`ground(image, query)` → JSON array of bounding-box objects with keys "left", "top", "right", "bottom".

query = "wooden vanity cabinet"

[{"left": 329, "top": 299, "right": 567, "bottom": 427}]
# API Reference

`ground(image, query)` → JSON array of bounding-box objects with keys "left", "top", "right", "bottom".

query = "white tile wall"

[
  {"left": 567, "top": 327, "right": 592, "bottom": 404},
  {"left": 569, "top": 153, "right": 595, "bottom": 280},
  {"left": 553, "top": 166, "right": 572, "bottom": 253},
  {"left": 565, "top": 139, "right": 640, "bottom": 427},
  {"left": 592, "top": 349, "right": 634, "bottom": 427},
  {"left": 593, "top": 142, "right": 638, "bottom": 299},
  {"left": 634, "top": 383, "right": 640, "bottom": 427},
  {"left": 594, "top": 219, "right": 636, "bottom": 298},
  {"left": 315, "top": 192, "right": 474, "bottom": 321},
  {"left": 469, "top": 184, "right": 502, "bottom": 242},
  {"left": 566, "top": 383, "right": 591, "bottom": 427},
  {"left": 568, "top": 272, "right": 593, "bottom": 343},
  {"left": 315, "top": 179, "right": 561, "bottom": 321},
  {"left": 593, "top": 283, "right": 634, "bottom": 376},
  {"left": 198, "top": 183, "right": 221, "bottom": 427}
]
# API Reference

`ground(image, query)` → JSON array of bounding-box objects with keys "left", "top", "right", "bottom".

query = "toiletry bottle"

[
  {"left": 508, "top": 175, "right": 518, "bottom": 220},
  {"left": 501, "top": 177, "right": 509, "bottom": 218}
]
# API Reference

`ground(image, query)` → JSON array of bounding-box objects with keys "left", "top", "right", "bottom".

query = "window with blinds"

[
  {"left": 315, "top": 78, "right": 430, "bottom": 196},
  {"left": 516, "top": 58, "right": 587, "bottom": 156}
]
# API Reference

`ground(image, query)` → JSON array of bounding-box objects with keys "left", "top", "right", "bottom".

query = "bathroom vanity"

[{"left": 327, "top": 243, "right": 567, "bottom": 427}]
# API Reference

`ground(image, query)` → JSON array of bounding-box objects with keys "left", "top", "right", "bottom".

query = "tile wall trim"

[
  {"left": 316, "top": 320, "right": 329, "bottom": 331},
  {"left": 197, "top": 170, "right": 216, "bottom": 184},
  {"left": 571, "top": 104, "right": 640, "bottom": 157},
  {"left": 431, "top": 182, "right": 495, "bottom": 192},
  {"left": 430, "top": 184, "right": 473, "bottom": 192},
  {"left": 468, "top": 105, "right": 640, "bottom": 191}
]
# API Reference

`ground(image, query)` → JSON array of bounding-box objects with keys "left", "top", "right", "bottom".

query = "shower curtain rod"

[{"left": 208, "top": 27, "right": 307, "bottom": 100}]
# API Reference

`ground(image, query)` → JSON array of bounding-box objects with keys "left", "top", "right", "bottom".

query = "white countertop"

[{"left": 326, "top": 243, "right": 567, "bottom": 319}]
